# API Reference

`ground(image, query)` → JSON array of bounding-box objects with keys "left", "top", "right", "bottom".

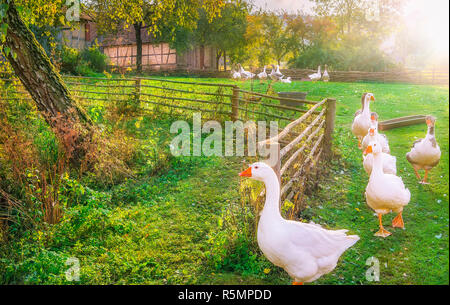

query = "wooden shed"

[{"left": 100, "top": 26, "right": 218, "bottom": 71}]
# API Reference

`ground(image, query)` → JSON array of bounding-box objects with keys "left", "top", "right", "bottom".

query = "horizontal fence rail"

[{"left": 280, "top": 68, "right": 449, "bottom": 85}]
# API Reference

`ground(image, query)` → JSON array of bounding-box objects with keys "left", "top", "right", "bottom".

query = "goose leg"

[
  {"left": 419, "top": 170, "right": 430, "bottom": 185},
  {"left": 374, "top": 213, "right": 391, "bottom": 237},
  {"left": 358, "top": 138, "right": 362, "bottom": 149},
  {"left": 392, "top": 212, "right": 404, "bottom": 229},
  {"left": 292, "top": 281, "right": 304, "bottom": 285},
  {"left": 413, "top": 168, "right": 422, "bottom": 181}
]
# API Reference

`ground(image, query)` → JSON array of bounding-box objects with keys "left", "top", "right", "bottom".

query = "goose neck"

[
  {"left": 261, "top": 173, "right": 282, "bottom": 219},
  {"left": 362, "top": 98, "right": 371, "bottom": 115},
  {"left": 370, "top": 152, "right": 384, "bottom": 178},
  {"left": 426, "top": 125, "right": 435, "bottom": 138}
]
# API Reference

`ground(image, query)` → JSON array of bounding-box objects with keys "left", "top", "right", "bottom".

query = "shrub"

[
  {"left": 60, "top": 46, "right": 81, "bottom": 75},
  {"left": 59, "top": 45, "right": 108, "bottom": 76},
  {"left": 289, "top": 45, "right": 397, "bottom": 72},
  {"left": 81, "top": 46, "right": 109, "bottom": 73}
]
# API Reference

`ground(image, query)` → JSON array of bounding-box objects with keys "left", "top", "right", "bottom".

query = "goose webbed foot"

[
  {"left": 375, "top": 213, "right": 391, "bottom": 238},
  {"left": 392, "top": 212, "right": 404, "bottom": 229}
]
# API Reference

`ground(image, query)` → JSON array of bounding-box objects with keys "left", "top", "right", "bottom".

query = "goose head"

[
  {"left": 239, "top": 162, "right": 275, "bottom": 183},
  {"left": 361, "top": 93, "right": 375, "bottom": 109},
  {"left": 370, "top": 112, "right": 378, "bottom": 122},
  {"left": 426, "top": 115, "right": 436, "bottom": 135},
  {"left": 426, "top": 115, "right": 436, "bottom": 127},
  {"left": 363, "top": 140, "right": 382, "bottom": 156},
  {"left": 370, "top": 112, "right": 379, "bottom": 127},
  {"left": 365, "top": 93, "right": 375, "bottom": 102}
]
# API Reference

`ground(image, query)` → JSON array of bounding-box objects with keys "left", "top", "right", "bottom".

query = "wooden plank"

[{"left": 378, "top": 115, "right": 426, "bottom": 130}]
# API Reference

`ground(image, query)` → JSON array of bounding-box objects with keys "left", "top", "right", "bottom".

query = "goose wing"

[
  {"left": 286, "top": 221, "right": 359, "bottom": 258},
  {"left": 411, "top": 138, "right": 424, "bottom": 149}
]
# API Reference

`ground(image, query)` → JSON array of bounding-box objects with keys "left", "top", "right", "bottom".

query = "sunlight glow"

[{"left": 403, "top": 0, "right": 449, "bottom": 57}]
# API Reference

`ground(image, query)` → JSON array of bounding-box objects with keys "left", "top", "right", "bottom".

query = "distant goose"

[
  {"left": 269, "top": 64, "right": 284, "bottom": 81},
  {"left": 231, "top": 64, "right": 241, "bottom": 79},
  {"left": 308, "top": 66, "right": 321, "bottom": 81},
  {"left": 257, "top": 66, "right": 268, "bottom": 79},
  {"left": 239, "top": 64, "right": 255, "bottom": 80},
  {"left": 280, "top": 76, "right": 292, "bottom": 83},
  {"left": 322, "top": 64, "right": 330, "bottom": 82}
]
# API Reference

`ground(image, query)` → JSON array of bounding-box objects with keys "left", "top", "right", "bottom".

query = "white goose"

[
  {"left": 257, "top": 66, "right": 268, "bottom": 79},
  {"left": 280, "top": 76, "right": 292, "bottom": 83},
  {"left": 364, "top": 141, "right": 410, "bottom": 237},
  {"left": 231, "top": 64, "right": 241, "bottom": 80},
  {"left": 352, "top": 93, "right": 375, "bottom": 149},
  {"left": 239, "top": 64, "right": 255, "bottom": 80},
  {"left": 269, "top": 64, "right": 284, "bottom": 81},
  {"left": 363, "top": 129, "right": 397, "bottom": 175},
  {"left": 240, "top": 162, "right": 359, "bottom": 284},
  {"left": 322, "top": 64, "right": 330, "bottom": 82},
  {"left": 406, "top": 116, "right": 441, "bottom": 184},
  {"left": 362, "top": 112, "right": 390, "bottom": 153},
  {"left": 308, "top": 66, "right": 321, "bottom": 81}
]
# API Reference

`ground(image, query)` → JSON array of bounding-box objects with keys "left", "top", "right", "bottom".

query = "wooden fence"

[
  {"left": 0, "top": 75, "right": 336, "bottom": 217},
  {"left": 281, "top": 68, "right": 449, "bottom": 85},
  {"left": 240, "top": 93, "right": 335, "bottom": 218}
]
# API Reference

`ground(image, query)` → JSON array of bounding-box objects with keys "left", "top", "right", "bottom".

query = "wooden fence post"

[
  {"left": 134, "top": 78, "right": 141, "bottom": 104},
  {"left": 231, "top": 85, "right": 239, "bottom": 121},
  {"left": 323, "top": 98, "right": 336, "bottom": 160}
]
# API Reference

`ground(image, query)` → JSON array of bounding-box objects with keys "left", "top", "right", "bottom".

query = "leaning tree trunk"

[
  {"left": 134, "top": 23, "right": 143, "bottom": 74},
  {"left": 3, "top": 1, "right": 92, "bottom": 162}
]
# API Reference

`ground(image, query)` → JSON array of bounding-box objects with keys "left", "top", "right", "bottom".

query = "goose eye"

[{"left": 254, "top": 166, "right": 259, "bottom": 169}]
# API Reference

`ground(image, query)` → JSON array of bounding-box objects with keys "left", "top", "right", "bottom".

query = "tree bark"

[
  {"left": 134, "top": 23, "right": 143, "bottom": 74},
  {"left": 3, "top": 1, "right": 92, "bottom": 162}
]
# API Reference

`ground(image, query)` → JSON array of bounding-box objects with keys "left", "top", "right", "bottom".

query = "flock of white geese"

[
  {"left": 231, "top": 64, "right": 330, "bottom": 83},
  {"left": 352, "top": 92, "right": 441, "bottom": 237},
  {"left": 240, "top": 92, "right": 441, "bottom": 285}
]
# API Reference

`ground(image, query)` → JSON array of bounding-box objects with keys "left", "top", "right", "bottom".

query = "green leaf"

[{"left": 4, "top": 46, "right": 10, "bottom": 57}]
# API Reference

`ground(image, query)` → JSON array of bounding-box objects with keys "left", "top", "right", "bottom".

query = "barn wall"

[
  {"left": 177, "top": 46, "right": 218, "bottom": 70},
  {"left": 104, "top": 42, "right": 178, "bottom": 71}
]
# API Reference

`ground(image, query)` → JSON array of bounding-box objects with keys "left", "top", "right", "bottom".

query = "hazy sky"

[{"left": 251, "top": 0, "right": 314, "bottom": 14}]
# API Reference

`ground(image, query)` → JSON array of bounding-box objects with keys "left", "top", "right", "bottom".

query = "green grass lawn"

[{"left": 0, "top": 78, "right": 448, "bottom": 285}]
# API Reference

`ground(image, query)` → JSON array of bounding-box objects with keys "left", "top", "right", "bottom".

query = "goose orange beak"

[
  {"left": 369, "top": 128, "right": 375, "bottom": 136},
  {"left": 426, "top": 119, "right": 432, "bottom": 126},
  {"left": 370, "top": 95, "right": 375, "bottom": 101},
  {"left": 239, "top": 167, "right": 252, "bottom": 177},
  {"left": 364, "top": 145, "right": 372, "bottom": 155}
]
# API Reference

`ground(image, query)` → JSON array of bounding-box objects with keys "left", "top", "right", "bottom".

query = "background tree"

[
  {"left": 88, "top": 0, "right": 226, "bottom": 74},
  {"left": 195, "top": 1, "right": 248, "bottom": 70}
]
